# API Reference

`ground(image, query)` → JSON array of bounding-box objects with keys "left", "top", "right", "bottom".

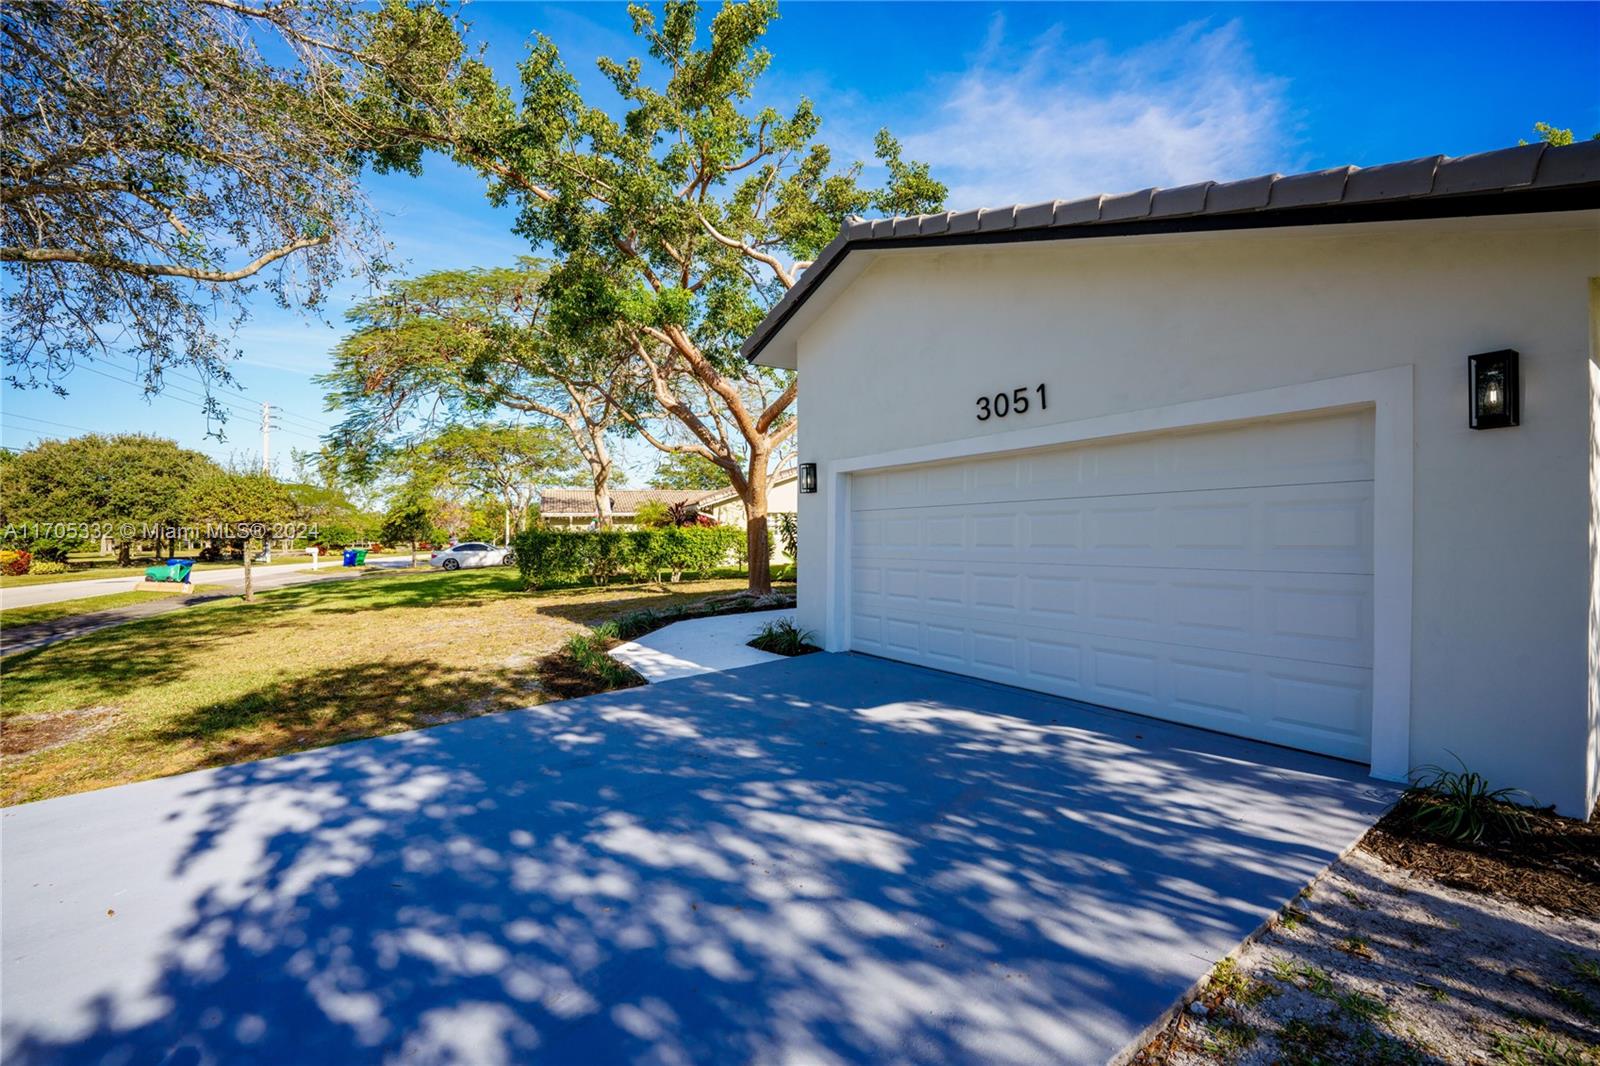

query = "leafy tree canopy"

[
  {"left": 1, "top": 0, "right": 434, "bottom": 423},
  {"left": 345, "top": 0, "right": 945, "bottom": 589},
  {"left": 1523, "top": 121, "right": 1598, "bottom": 146},
  {"left": 1, "top": 433, "right": 220, "bottom": 558},
  {"left": 648, "top": 451, "right": 730, "bottom": 491}
]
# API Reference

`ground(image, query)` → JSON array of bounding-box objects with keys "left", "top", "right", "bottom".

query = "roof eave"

[{"left": 745, "top": 140, "right": 1600, "bottom": 369}]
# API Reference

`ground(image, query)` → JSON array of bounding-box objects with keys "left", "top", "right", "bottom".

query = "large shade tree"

[
  {"left": 346, "top": 0, "right": 945, "bottom": 590},
  {"left": 0, "top": 0, "right": 413, "bottom": 420},
  {"left": 0, "top": 433, "right": 219, "bottom": 562},
  {"left": 323, "top": 264, "right": 628, "bottom": 526},
  {"left": 419, "top": 423, "right": 581, "bottom": 542}
]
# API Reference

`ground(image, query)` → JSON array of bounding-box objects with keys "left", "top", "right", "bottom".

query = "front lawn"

[{"left": 0, "top": 568, "right": 775, "bottom": 805}]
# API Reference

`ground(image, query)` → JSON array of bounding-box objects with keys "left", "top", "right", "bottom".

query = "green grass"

[
  {"left": 1, "top": 568, "right": 777, "bottom": 805},
  {"left": 1566, "top": 954, "right": 1600, "bottom": 986},
  {"left": 1, "top": 586, "right": 215, "bottom": 629},
  {"left": 1269, "top": 958, "right": 1336, "bottom": 997},
  {"left": 1338, "top": 935, "right": 1376, "bottom": 960},
  {"left": 1274, "top": 1018, "right": 1426, "bottom": 1066},
  {"left": 1489, "top": 1024, "right": 1598, "bottom": 1066}
]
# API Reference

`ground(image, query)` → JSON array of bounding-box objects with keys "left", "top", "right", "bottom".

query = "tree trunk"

[
  {"left": 745, "top": 458, "right": 771, "bottom": 594},
  {"left": 410, "top": 539, "right": 417, "bottom": 568},
  {"left": 592, "top": 459, "right": 613, "bottom": 530},
  {"left": 243, "top": 538, "right": 255, "bottom": 602}
]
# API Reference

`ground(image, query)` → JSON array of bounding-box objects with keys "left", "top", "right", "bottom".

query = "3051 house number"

[{"left": 976, "top": 383, "right": 1048, "bottom": 421}]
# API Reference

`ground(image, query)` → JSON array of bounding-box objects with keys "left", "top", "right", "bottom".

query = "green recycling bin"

[{"left": 144, "top": 558, "right": 194, "bottom": 583}]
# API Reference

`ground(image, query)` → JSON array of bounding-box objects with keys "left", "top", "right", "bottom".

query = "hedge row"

[{"left": 512, "top": 526, "right": 746, "bottom": 589}]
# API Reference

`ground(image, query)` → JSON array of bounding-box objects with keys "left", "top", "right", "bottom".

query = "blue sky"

[{"left": 5, "top": 0, "right": 1597, "bottom": 478}]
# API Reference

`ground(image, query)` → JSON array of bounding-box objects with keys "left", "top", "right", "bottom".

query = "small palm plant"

[
  {"left": 1398, "top": 754, "right": 1531, "bottom": 843},
  {"left": 748, "top": 618, "right": 818, "bottom": 656}
]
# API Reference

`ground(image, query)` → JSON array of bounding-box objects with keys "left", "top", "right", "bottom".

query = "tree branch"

[{"left": 3, "top": 235, "right": 329, "bottom": 282}]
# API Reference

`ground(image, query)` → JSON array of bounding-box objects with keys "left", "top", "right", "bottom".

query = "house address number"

[{"left": 976, "top": 383, "right": 1047, "bottom": 421}]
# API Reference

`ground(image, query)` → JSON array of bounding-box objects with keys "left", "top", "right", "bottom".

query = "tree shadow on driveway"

[{"left": 0, "top": 654, "right": 1397, "bottom": 1065}]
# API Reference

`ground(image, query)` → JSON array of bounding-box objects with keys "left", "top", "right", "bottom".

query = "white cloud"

[{"left": 900, "top": 17, "right": 1296, "bottom": 210}]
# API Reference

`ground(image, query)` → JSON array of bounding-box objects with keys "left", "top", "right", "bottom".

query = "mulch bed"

[
  {"left": 1359, "top": 793, "right": 1600, "bottom": 915},
  {"left": 534, "top": 642, "right": 647, "bottom": 701}
]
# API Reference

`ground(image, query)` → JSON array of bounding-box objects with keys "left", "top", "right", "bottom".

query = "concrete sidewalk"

[{"left": 1, "top": 652, "right": 1396, "bottom": 1065}]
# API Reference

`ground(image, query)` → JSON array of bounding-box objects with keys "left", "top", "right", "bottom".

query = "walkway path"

[{"left": 607, "top": 607, "right": 797, "bottom": 681}]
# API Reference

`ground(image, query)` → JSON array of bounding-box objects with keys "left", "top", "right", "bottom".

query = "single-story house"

[
  {"left": 696, "top": 467, "right": 800, "bottom": 561},
  {"left": 537, "top": 487, "right": 717, "bottom": 528},
  {"left": 745, "top": 140, "right": 1600, "bottom": 818}
]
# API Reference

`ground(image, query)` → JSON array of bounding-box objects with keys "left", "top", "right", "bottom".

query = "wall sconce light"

[
  {"left": 1469, "top": 350, "right": 1520, "bottom": 429},
  {"left": 798, "top": 462, "right": 818, "bottom": 493}
]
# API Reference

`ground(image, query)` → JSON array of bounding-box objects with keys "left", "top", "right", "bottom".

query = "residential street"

[
  {"left": 0, "top": 558, "right": 411, "bottom": 611},
  {"left": 0, "top": 560, "right": 415, "bottom": 657}
]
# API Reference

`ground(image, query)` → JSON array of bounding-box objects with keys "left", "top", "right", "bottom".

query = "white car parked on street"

[{"left": 429, "top": 542, "right": 513, "bottom": 570}]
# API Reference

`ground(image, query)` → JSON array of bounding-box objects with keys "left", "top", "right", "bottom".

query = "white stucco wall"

[{"left": 788, "top": 212, "right": 1600, "bottom": 816}]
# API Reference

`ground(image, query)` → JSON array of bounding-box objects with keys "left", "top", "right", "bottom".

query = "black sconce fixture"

[
  {"left": 798, "top": 462, "right": 818, "bottom": 493},
  {"left": 1469, "top": 350, "right": 1520, "bottom": 429}
]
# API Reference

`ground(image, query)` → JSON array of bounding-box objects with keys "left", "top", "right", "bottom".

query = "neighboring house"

[
  {"left": 537, "top": 487, "right": 717, "bottom": 528},
  {"left": 745, "top": 140, "right": 1600, "bottom": 818},
  {"left": 697, "top": 467, "right": 799, "bottom": 562}
]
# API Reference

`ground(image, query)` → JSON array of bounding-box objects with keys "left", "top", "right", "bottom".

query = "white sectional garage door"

[{"left": 848, "top": 410, "right": 1376, "bottom": 761}]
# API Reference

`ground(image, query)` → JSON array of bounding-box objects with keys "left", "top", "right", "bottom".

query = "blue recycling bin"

[{"left": 342, "top": 548, "right": 359, "bottom": 567}]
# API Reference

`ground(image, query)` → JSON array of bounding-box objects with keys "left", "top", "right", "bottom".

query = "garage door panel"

[
  {"left": 855, "top": 569, "right": 1372, "bottom": 668},
  {"left": 852, "top": 412, "right": 1374, "bottom": 513},
  {"left": 849, "top": 609, "right": 1372, "bottom": 761},
  {"left": 853, "top": 482, "right": 1374, "bottom": 574},
  {"left": 847, "top": 410, "right": 1375, "bottom": 762}
]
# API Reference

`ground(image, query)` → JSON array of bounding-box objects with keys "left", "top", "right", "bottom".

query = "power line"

[
  {"left": 88, "top": 355, "right": 334, "bottom": 434},
  {"left": 73, "top": 364, "right": 323, "bottom": 444},
  {"left": 2, "top": 412, "right": 98, "bottom": 434}
]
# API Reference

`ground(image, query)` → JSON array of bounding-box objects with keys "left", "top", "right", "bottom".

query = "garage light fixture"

[
  {"left": 798, "top": 463, "right": 818, "bottom": 493},
  {"left": 1469, "top": 350, "right": 1520, "bottom": 430}
]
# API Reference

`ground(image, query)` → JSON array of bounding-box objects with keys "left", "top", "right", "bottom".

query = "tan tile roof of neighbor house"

[
  {"left": 697, "top": 467, "right": 797, "bottom": 508},
  {"left": 538, "top": 487, "right": 718, "bottom": 517},
  {"left": 743, "top": 139, "right": 1600, "bottom": 365}
]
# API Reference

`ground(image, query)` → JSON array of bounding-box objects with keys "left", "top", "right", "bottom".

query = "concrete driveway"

[{"left": 0, "top": 654, "right": 1396, "bottom": 1065}]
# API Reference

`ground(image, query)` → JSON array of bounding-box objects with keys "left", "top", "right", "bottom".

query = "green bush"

[
  {"left": 775, "top": 512, "right": 797, "bottom": 559},
  {"left": 1398, "top": 754, "right": 1531, "bottom": 843},
  {"left": 748, "top": 617, "right": 818, "bottom": 656},
  {"left": 512, "top": 526, "right": 744, "bottom": 589}
]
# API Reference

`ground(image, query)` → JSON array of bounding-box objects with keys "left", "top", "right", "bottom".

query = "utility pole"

[{"left": 260, "top": 401, "right": 272, "bottom": 473}]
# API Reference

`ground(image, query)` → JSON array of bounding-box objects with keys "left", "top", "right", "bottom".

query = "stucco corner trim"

[{"left": 819, "top": 366, "right": 1416, "bottom": 782}]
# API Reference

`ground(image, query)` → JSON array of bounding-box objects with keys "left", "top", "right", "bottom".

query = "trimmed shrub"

[
  {"left": 0, "top": 549, "right": 33, "bottom": 576},
  {"left": 28, "top": 559, "right": 68, "bottom": 575},
  {"left": 512, "top": 526, "right": 744, "bottom": 590}
]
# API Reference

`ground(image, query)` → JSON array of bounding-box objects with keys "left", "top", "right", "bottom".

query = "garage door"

[{"left": 848, "top": 410, "right": 1375, "bottom": 761}]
